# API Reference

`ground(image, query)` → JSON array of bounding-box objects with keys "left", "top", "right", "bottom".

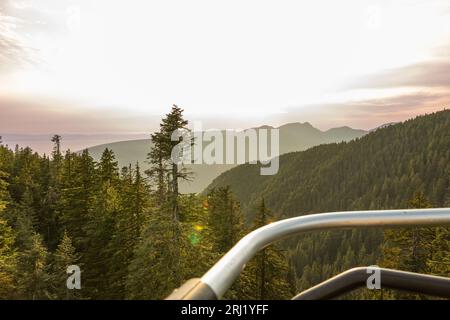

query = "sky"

[{"left": 1, "top": 0, "right": 450, "bottom": 135}]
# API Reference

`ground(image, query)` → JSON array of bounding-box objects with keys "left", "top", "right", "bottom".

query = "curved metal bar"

[
  {"left": 292, "top": 267, "right": 450, "bottom": 300},
  {"left": 199, "top": 208, "right": 450, "bottom": 299}
]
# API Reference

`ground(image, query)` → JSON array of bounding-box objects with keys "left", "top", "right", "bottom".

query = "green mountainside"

[
  {"left": 205, "top": 110, "right": 450, "bottom": 297},
  {"left": 207, "top": 110, "right": 450, "bottom": 219}
]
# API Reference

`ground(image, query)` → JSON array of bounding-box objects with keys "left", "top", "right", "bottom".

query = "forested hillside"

[
  {"left": 207, "top": 110, "right": 450, "bottom": 298},
  {"left": 207, "top": 110, "right": 450, "bottom": 218},
  {"left": 0, "top": 105, "right": 293, "bottom": 300},
  {"left": 0, "top": 108, "right": 448, "bottom": 300}
]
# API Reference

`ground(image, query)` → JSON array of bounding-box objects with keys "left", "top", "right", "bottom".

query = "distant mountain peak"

[
  {"left": 328, "top": 125, "right": 351, "bottom": 130},
  {"left": 255, "top": 125, "right": 274, "bottom": 130},
  {"left": 325, "top": 126, "right": 366, "bottom": 133},
  {"left": 84, "top": 120, "right": 368, "bottom": 194},
  {"left": 279, "top": 122, "right": 316, "bottom": 130}
]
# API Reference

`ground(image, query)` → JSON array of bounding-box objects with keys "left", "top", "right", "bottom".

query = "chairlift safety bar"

[{"left": 166, "top": 208, "right": 450, "bottom": 300}]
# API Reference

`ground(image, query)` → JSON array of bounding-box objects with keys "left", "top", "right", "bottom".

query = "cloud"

[
  {"left": 346, "top": 60, "right": 450, "bottom": 89},
  {"left": 345, "top": 44, "right": 450, "bottom": 90},
  {"left": 0, "top": 26, "right": 34, "bottom": 72},
  {"left": 278, "top": 91, "right": 449, "bottom": 130},
  {"left": 342, "top": 91, "right": 448, "bottom": 117},
  {"left": 0, "top": 5, "right": 33, "bottom": 72},
  {"left": 0, "top": 0, "right": 59, "bottom": 73},
  {"left": 0, "top": 95, "right": 162, "bottom": 134}
]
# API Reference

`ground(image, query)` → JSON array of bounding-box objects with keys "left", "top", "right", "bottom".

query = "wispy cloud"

[
  {"left": 317, "top": 43, "right": 450, "bottom": 128},
  {"left": 0, "top": 95, "right": 161, "bottom": 134},
  {"left": 0, "top": 0, "right": 59, "bottom": 72},
  {"left": 276, "top": 90, "right": 449, "bottom": 130},
  {"left": 345, "top": 45, "right": 450, "bottom": 90},
  {"left": 0, "top": 2, "right": 33, "bottom": 72},
  {"left": 346, "top": 60, "right": 450, "bottom": 90},
  {"left": 353, "top": 92, "right": 448, "bottom": 111},
  {"left": 1, "top": 1, "right": 449, "bottom": 133}
]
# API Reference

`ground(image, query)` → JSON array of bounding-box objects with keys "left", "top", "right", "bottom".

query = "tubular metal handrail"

[
  {"left": 166, "top": 208, "right": 450, "bottom": 300},
  {"left": 292, "top": 267, "right": 450, "bottom": 300}
]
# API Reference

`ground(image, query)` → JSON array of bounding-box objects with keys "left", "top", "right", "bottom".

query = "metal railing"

[
  {"left": 292, "top": 267, "right": 450, "bottom": 299},
  {"left": 166, "top": 208, "right": 450, "bottom": 300}
]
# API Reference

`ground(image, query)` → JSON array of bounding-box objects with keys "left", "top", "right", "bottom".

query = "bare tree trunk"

[
  {"left": 172, "top": 162, "right": 178, "bottom": 222},
  {"left": 157, "top": 155, "right": 165, "bottom": 204}
]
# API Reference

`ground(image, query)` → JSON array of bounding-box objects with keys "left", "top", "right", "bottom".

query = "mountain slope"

[
  {"left": 206, "top": 110, "right": 450, "bottom": 220},
  {"left": 206, "top": 110, "right": 450, "bottom": 297},
  {"left": 86, "top": 123, "right": 367, "bottom": 193}
]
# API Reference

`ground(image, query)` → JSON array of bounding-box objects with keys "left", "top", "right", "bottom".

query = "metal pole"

[{"left": 197, "top": 208, "right": 450, "bottom": 299}]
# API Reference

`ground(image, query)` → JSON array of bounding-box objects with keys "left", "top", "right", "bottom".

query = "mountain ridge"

[
  {"left": 85, "top": 122, "right": 367, "bottom": 193},
  {"left": 205, "top": 110, "right": 450, "bottom": 220}
]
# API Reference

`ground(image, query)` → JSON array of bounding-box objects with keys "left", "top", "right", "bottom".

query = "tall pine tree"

[
  {"left": 49, "top": 231, "right": 81, "bottom": 299},
  {"left": 0, "top": 168, "right": 17, "bottom": 298},
  {"left": 243, "top": 199, "right": 291, "bottom": 299}
]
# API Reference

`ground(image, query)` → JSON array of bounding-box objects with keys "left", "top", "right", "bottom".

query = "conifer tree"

[
  {"left": 0, "top": 217, "right": 16, "bottom": 299},
  {"left": 159, "top": 104, "right": 191, "bottom": 221},
  {"left": 205, "top": 187, "right": 248, "bottom": 299},
  {"left": 50, "top": 231, "right": 81, "bottom": 299},
  {"left": 82, "top": 149, "right": 120, "bottom": 298},
  {"left": 125, "top": 207, "right": 187, "bottom": 299},
  {"left": 243, "top": 199, "right": 291, "bottom": 299},
  {"left": 16, "top": 233, "right": 50, "bottom": 300},
  {"left": 427, "top": 172, "right": 450, "bottom": 277},
  {"left": 108, "top": 163, "right": 148, "bottom": 299},
  {"left": 206, "top": 187, "right": 245, "bottom": 253},
  {"left": 59, "top": 149, "right": 96, "bottom": 250},
  {"left": 382, "top": 192, "right": 433, "bottom": 273},
  {"left": 48, "top": 135, "right": 63, "bottom": 245},
  {"left": 51, "top": 135, "right": 63, "bottom": 166},
  {"left": 382, "top": 192, "right": 436, "bottom": 299},
  {"left": 133, "top": 105, "right": 193, "bottom": 297},
  {"left": 0, "top": 169, "right": 10, "bottom": 212},
  {"left": 147, "top": 131, "right": 169, "bottom": 205},
  {"left": 98, "top": 148, "right": 119, "bottom": 185},
  {"left": 0, "top": 169, "right": 17, "bottom": 298}
]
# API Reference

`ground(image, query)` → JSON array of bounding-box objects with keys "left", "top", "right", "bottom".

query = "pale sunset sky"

[{"left": 1, "top": 0, "right": 450, "bottom": 135}]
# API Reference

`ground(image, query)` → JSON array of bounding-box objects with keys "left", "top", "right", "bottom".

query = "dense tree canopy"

[
  {"left": 0, "top": 110, "right": 449, "bottom": 300},
  {"left": 207, "top": 110, "right": 450, "bottom": 299}
]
